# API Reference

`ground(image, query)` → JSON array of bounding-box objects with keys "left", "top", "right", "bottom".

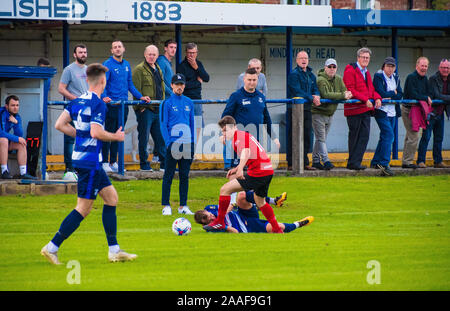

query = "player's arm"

[
  {"left": 55, "top": 110, "right": 76, "bottom": 138},
  {"left": 234, "top": 148, "right": 251, "bottom": 179},
  {"left": 226, "top": 226, "right": 239, "bottom": 233},
  {"left": 58, "top": 83, "right": 77, "bottom": 100},
  {"left": 91, "top": 123, "right": 124, "bottom": 142}
]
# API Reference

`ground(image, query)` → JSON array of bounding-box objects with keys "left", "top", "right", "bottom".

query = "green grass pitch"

[{"left": 0, "top": 175, "right": 449, "bottom": 290}]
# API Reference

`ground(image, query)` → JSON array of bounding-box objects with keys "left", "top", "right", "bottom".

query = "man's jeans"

[
  {"left": 63, "top": 133, "right": 74, "bottom": 171},
  {"left": 371, "top": 111, "right": 395, "bottom": 167},
  {"left": 417, "top": 113, "right": 444, "bottom": 165},
  {"left": 162, "top": 142, "right": 194, "bottom": 206},
  {"left": 102, "top": 106, "right": 129, "bottom": 164},
  {"left": 312, "top": 113, "right": 333, "bottom": 164},
  {"left": 135, "top": 108, "right": 166, "bottom": 168}
]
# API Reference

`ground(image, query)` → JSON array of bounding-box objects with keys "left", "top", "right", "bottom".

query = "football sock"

[
  {"left": 19, "top": 165, "right": 27, "bottom": 175},
  {"left": 259, "top": 203, "right": 282, "bottom": 232},
  {"left": 268, "top": 197, "right": 276, "bottom": 205},
  {"left": 283, "top": 223, "right": 297, "bottom": 233},
  {"left": 51, "top": 209, "right": 84, "bottom": 247},
  {"left": 216, "top": 195, "right": 231, "bottom": 224},
  {"left": 102, "top": 205, "right": 118, "bottom": 246},
  {"left": 109, "top": 245, "right": 120, "bottom": 254},
  {"left": 1, "top": 165, "right": 7, "bottom": 173},
  {"left": 47, "top": 241, "right": 59, "bottom": 253}
]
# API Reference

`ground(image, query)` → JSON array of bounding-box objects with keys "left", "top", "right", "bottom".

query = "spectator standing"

[
  {"left": 132, "top": 45, "right": 166, "bottom": 171},
  {"left": 312, "top": 58, "right": 352, "bottom": 170},
  {"left": 58, "top": 44, "right": 89, "bottom": 173},
  {"left": 343, "top": 47, "right": 382, "bottom": 170},
  {"left": 287, "top": 50, "right": 320, "bottom": 170},
  {"left": 0, "top": 95, "right": 36, "bottom": 179},
  {"left": 236, "top": 58, "right": 268, "bottom": 96},
  {"left": 155, "top": 39, "right": 177, "bottom": 164},
  {"left": 371, "top": 57, "right": 403, "bottom": 176},
  {"left": 160, "top": 74, "right": 196, "bottom": 216},
  {"left": 417, "top": 58, "right": 450, "bottom": 168},
  {"left": 222, "top": 68, "right": 280, "bottom": 171},
  {"left": 178, "top": 43, "right": 210, "bottom": 142},
  {"left": 402, "top": 56, "right": 433, "bottom": 169},
  {"left": 157, "top": 39, "right": 177, "bottom": 99},
  {"left": 101, "top": 40, "right": 150, "bottom": 173}
]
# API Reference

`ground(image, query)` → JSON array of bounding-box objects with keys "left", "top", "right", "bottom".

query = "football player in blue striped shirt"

[
  {"left": 41, "top": 63, "right": 137, "bottom": 265},
  {"left": 194, "top": 191, "right": 313, "bottom": 233}
]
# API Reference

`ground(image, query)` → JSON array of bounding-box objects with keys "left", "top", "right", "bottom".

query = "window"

[{"left": 356, "top": 0, "right": 375, "bottom": 9}]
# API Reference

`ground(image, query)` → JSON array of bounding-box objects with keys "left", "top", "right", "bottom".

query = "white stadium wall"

[{"left": 0, "top": 28, "right": 448, "bottom": 155}]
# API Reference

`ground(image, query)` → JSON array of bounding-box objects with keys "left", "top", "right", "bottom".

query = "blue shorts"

[
  {"left": 75, "top": 167, "right": 111, "bottom": 200},
  {"left": 237, "top": 205, "right": 268, "bottom": 233}
]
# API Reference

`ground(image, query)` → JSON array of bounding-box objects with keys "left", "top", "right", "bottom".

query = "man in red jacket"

[{"left": 343, "top": 47, "right": 382, "bottom": 170}]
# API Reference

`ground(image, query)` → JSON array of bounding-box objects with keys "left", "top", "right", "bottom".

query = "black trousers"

[
  {"left": 287, "top": 107, "right": 313, "bottom": 167},
  {"left": 346, "top": 112, "right": 371, "bottom": 168}
]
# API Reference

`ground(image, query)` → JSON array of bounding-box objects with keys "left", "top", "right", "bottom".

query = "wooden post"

[{"left": 291, "top": 99, "right": 304, "bottom": 175}]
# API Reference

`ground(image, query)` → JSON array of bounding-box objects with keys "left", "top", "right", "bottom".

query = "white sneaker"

[
  {"left": 108, "top": 249, "right": 137, "bottom": 263},
  {"left": 162, "top": 206, "right": 172, "bottom": 215},
  {"left": 40, "top": 245, "right": 62, "bottom": 265},
  {"left": 178, "top": 206, "right": 194, "bottom": 215},
  {"left": 103, "top": 162, "right": 113, "bottom": 172},
  {"left": 110, "top": 162, "right": 119, "bottom": 173}
]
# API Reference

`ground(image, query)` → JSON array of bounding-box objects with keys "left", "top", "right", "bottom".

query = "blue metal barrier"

[{"left": 44, "top": 98, "right": 445, "bottom": 178}]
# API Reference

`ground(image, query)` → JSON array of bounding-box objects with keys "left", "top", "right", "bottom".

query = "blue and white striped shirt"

[{"left": 65, "top": 92, "right": 106, "bottom": 170}]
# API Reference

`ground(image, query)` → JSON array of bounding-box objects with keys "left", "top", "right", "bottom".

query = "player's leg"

[
  {"left": 97, "top": 174, "right": 137, "bottom": 263},
  {"left": 41, "top": 197, "right": 93, "bottom": 265},
  {"left": 177, "top": 143, "right": 194, "bottom": 215},
  {"left": 243, "top": 190, "right": 287, "bottom": 207},
  {"left": 254, "top": 194, "right": 282, "bottom": 233},
  {"left": 11, "top": 140, "right": 29, "bottom": 177},
  {"left": 203, "top": 179, "right": 243, "bottom": 231},
  {"left": 0, "top": 138, "right": 12, "bottom": 178}
]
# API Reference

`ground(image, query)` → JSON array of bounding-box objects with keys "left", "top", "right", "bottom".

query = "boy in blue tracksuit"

[
  {"left": 159, "top": 74, "right": 196, "bottom": 216},
  {"left": 101, "top": 41, "right": 150, "bottom": 172}
]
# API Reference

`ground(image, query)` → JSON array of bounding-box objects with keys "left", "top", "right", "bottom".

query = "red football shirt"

[{"left": 232, "top": 130, "right": 274, "bottom": 177}]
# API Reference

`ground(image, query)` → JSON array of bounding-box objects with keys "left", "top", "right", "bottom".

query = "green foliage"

[{"left": 0, "top": 175, "right": 449, "bottom": 290}]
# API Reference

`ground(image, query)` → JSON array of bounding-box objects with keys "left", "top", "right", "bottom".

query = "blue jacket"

[
  {"left": 160, "top": 93, "right": 196, "bottom": 148},
  {"left": 156, "top": 55, "right": 174, "bottom": 98},
  {"left": 222, "top": 87, "right": 275, "bottom": 139},
  {"left": 102, "top": 56, "right": 142, "bottom": 102},
  {"left": 287, "top": 66, "right": 320, "bottom": 111},
  {"left": 0, "top": 107, "right": 23, "bottom": 143},
  {"left": 372, "top": 71, "right": 403, "bottom": 100}
]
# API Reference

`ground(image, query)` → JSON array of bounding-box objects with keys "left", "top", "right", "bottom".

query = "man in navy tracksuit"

[
  {"left": 101, "top": 41, "right": 150, "bottom": 172},
  {"left": 159, "top": 74, "right": 196, "bottom": 216},
  {"left": 221, "top": 68, "right": 280, "bottom": 170}
]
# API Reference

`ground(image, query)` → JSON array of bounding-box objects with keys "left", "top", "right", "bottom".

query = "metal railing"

[{"left": 43, "top": 98, "right": 445, "bottom": 178}]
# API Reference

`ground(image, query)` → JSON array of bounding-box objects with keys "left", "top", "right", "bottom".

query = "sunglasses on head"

[{"left": 327, "top": 65, "right": 337, "bottom": 69}]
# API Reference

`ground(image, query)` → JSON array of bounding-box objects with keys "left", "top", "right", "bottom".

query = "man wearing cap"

[
  {"left": 343, "top": 47, "right": 382, "bottom": 170},
  {"left": 312, "top": 59, "right": 352, "bottom": 170},
  {"left": 159, "top": 73, "right": 196, "bottom": 216},
  {"left": 371, "top": 57, "right": 403, "bottom": 176}
]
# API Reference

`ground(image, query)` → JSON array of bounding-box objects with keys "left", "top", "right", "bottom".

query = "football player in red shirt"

[{"left": 203, "top": 115, "right": 283, "bottom": 233}]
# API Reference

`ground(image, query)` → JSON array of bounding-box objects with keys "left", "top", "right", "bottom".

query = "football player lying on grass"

[{"left": 194, "top": 190, "right": 313, "bottom": 233}]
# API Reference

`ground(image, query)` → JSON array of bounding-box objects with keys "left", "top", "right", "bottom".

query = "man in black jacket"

[
  {"left": 178, "top": 43, "right": 210, "bottom": 142},
  {"left": 417, "top": 58, "right": 449, "bottom": 168}
]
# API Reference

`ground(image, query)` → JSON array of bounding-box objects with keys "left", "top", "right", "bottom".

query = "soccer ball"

[
  {"left": 62, "top": 171, "right": 78, "bottom": 182},
  {"left": 172, "top": 217, "right": 192, "bottom": 236}
]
